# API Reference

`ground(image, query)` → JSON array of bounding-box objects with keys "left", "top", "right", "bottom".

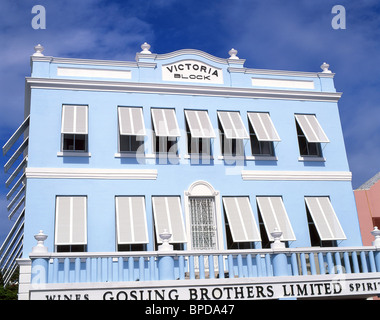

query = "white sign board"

[
  {"left": 29, "top": 274, "right": 380, "bottom": 300},
  {"left": 162, "top": 60, "right": 223, "bottom": 84}
]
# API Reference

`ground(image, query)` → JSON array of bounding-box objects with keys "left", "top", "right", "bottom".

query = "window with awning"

[
  {"left": 152, "top": 196, "right": 186, "bottom": 243},
  {"left": 223, "top": 197, "right": 261, "bottom": 242},
  {"left": 151, "top": 108, "right": 181, "bottom": 137},
  {"left": 217, "top": 111, "right": 248, "bottom": 156},
  {"left": 305, "top": 196, "right": 346, "bottom": 241},
  {"left": 295, "top": 114, "right": 329, "bottom": 143},
  {"left": 55, "top": 196, "right": 87, "bottom": 249},
  {"left": 61, "top": 105, "right": 88, "bottom": 135},
  {"left": 217, "top": 111, "right": 249, "bottom": 139},
  {"left": 247, "top": 112, "right": 280, "bottom": 142},
  {"left": 151, "top": 108, "right": 180, "bottom": 154},
  {"left": 118, "top": 107, "right": 146, "bottom": 136},
  {"left": 118, "top": 107, "right": 145, "bottom": 153},
  {"left": 185, "top": 110, "right": 215, "bottom": 155},
  {"left": 256, "top": 196, "right": 296, "bottom": 242},
  {"left": 61, "top": 105, "right": 88, "bottom": 152},
  {"left": 115, "top": 196, "right": 149, "bottom": 245}
]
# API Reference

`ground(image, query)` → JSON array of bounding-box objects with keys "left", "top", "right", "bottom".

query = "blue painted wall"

[{"left": 22, "top": 51, "right": 362, "bottom": 256}]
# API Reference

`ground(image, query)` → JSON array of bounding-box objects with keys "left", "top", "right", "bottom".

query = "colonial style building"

[{"left": 2, "top": 43, "right": 380, "bottom": 300}]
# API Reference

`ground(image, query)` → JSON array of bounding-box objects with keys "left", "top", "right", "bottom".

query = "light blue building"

[{"left": 3, "top": 43, "right": 380, "bottom": 300}]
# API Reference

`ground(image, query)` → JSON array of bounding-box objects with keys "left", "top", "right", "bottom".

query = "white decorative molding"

[
  {"left": 251, "top": 77, "right": 315, "bottom": 90},
  {"left": 57, "top": 67, "right": 132, "bottom": 80},
  {"left": 298, "top": 156, "right": 326, "bottom": 162},
  {"left": 228, "top": 67, "right": 335, "bottom": 79},
  {"left": 136, "top": 48, "right": 246, "bottom": 66},
  {"left": 31, "top": 55, "right": 141, "bottom": 68},
  {"left": 57, "top": 151, "right": 91, "bottom": 157},
  {"left": 25, "top": 168, "right": 158, "bottom": 180},
  {"left": 26, "top": 78, "right": 342, "bottom": 102},
  {"left": 241, "top": 170, "right": 352, "bottom": 181}
]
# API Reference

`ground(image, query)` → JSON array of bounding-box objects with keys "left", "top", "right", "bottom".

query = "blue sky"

[{"left": 0, "top": 0, "right": 380, "bottom": 244}]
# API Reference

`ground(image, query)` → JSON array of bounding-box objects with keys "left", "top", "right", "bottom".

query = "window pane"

[
  {"left": 74, "top": 134, "right": 87, "bottom": 151},
  {"left": 63, "top": 134, "right": 75, "bottom": 151}
]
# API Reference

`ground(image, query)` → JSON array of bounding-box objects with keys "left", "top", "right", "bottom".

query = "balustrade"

[{"left": 28, "top": 229, "right": 380, "bottom": 285}]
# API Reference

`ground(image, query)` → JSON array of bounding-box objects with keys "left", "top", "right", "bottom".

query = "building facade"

[
  {"left": 3, "top": 43, "right": 380, "bottom": 300},
  {"left": 354, "top": 172, "right": 380, "bottom": 246}
]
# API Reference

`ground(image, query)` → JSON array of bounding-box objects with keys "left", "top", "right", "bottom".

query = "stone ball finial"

[
  {"left": 320, "top": 62, "right": 332, "bottom": 73},
  {"left": 228, "top": 48, "right": 239, "bottom": 60},
  {"left": 33, "top": 44, "right": 44, "bottom": 57},
  {"left": 140, "top": 42, "right": 152, "bottom": 54}
]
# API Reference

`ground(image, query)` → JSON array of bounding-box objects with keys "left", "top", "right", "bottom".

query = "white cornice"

[
  {"left": 228, "top": 67, "right": 335, "bottom": 79},
  {"left": 30, "top": 55, "right": 150, "bottom": 68},
  {"left": 25, "top": 168, "right": 158, "bottom": 180},
  {"left": 241, "top": 170, "right": 352, "bottom": 181},
  {"left": 26, "top": 77, "right": 342, "bottom": 102},
  {"left": 136, "top": 49, "right": 246, "bottom": 66}
]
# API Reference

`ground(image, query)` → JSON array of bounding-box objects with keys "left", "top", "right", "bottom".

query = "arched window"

[{"left": 184, "top": 181, "right": 224, "bottom": 250}]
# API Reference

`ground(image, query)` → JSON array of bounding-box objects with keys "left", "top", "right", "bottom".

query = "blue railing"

[{"left": 29, "top": 246, "right": 380, "bottom": 285}]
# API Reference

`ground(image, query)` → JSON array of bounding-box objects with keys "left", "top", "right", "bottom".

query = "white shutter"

[
  {"left": 116, "top": 196, "right": 148, "bottom": 244},
  {"left": 152, "top": 197, "right": 186, "bottom": 243},
  {"left": 295, "top": 114, "right": 329, "bottom": 143},
  {"left": 305, "top": 197, "right": 346, "bottom": 240},
  {"left": 55, "top": 196, "right": 87, "bottom": 245},
  {"left": 151, "top": 108, "right": 181, "bottom": 137},
  {"left": 223, "top": 197, "right": 261, "bottom": 242},
  {"left": 256, "top": 196, "right": 296, "bottom": 241},
  {"left": 185, "top": 110, "right": 216, "bottom": 138},
  {"left": 247, "top": 112, "right": 281, "bottom": 141},
  {"left": 61, "top": 105, "right": 88, "bottom": 134},
  {"left": 217, "top": 111, "right": 249, "bottom": 139},
  {"left": 118, "top": 107, "right": 146, "bottom": 136}
]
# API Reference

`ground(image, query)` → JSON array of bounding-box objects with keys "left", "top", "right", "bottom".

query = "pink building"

[{"left": 354, "top": 172, "right": 380, "bottom": 245}]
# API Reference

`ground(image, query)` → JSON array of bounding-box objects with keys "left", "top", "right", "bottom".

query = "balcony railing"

[{"left": 27, "top": 229, "right": 380, "bottom": 285}]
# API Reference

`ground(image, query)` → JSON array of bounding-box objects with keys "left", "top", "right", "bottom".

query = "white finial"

[
  {"left": 228, "top": 48, "right": 239, "bottom": 60},
  {"left": 320, "top": 62, "right": 332, "bottom": 73},
  {"left": 140, "top": 42, "right": 152, "bottom": 54},
  {"left": 32, "top": 230, "right": 48, "bottom": 253},
  {"left": 33, "top": 44, "right": 44, "bottom": 57},
  {"left": 158, "top": 229, "right": 173, "bottom": 251},
  {"left": 371, "top": 226, "right": 380, "bottom": 247},
  {"left": 270, "top": 228, "right": 285, "bottom": 249}
]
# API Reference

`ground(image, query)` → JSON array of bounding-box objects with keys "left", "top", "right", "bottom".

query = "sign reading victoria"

[{"left": 162, "top": 60, "right": 223, "bottom": 84}]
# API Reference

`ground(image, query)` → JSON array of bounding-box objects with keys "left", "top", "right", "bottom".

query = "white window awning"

[
  {"left": 305, "top": 197, "right": 346, "bottom": 240},
  {"left": 118, "top": 107, "right": 146, "bottom": 136},
  {"left": 152, "top": 196, "right": 186, "bottom": 243},
  {"left": 151, "top": 108, "right": 181, "bottom": 137},
  {"left": 61, "top": 105, "right": 88, "bottom": 134},
  {"left": 256, "top": 196, "right": 296, "bottom": 241},
  {"left": 295, "top": 114, "right": 329, "bottom": 143},
  {"left": 247, "top": 112, "right": 281, "bottom": 141},
  {"left": 217, "top": 111, "right": 249, "bottom": 139},
  {"left": 223, "top": 197, "right": 261, "bottom": 242},
  {"left": 55, "top": 196, "right": 87, "bottom": 245},
  {"left": 116, "top": 196, "right": 149, "bottom": 244},
  {"left": 185, "top": 110, "right": 216, "bottom": 138}
]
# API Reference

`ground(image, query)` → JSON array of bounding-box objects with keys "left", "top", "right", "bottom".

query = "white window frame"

[{"left": 184, "top": 181, "right": 224, "bottom": 250}]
